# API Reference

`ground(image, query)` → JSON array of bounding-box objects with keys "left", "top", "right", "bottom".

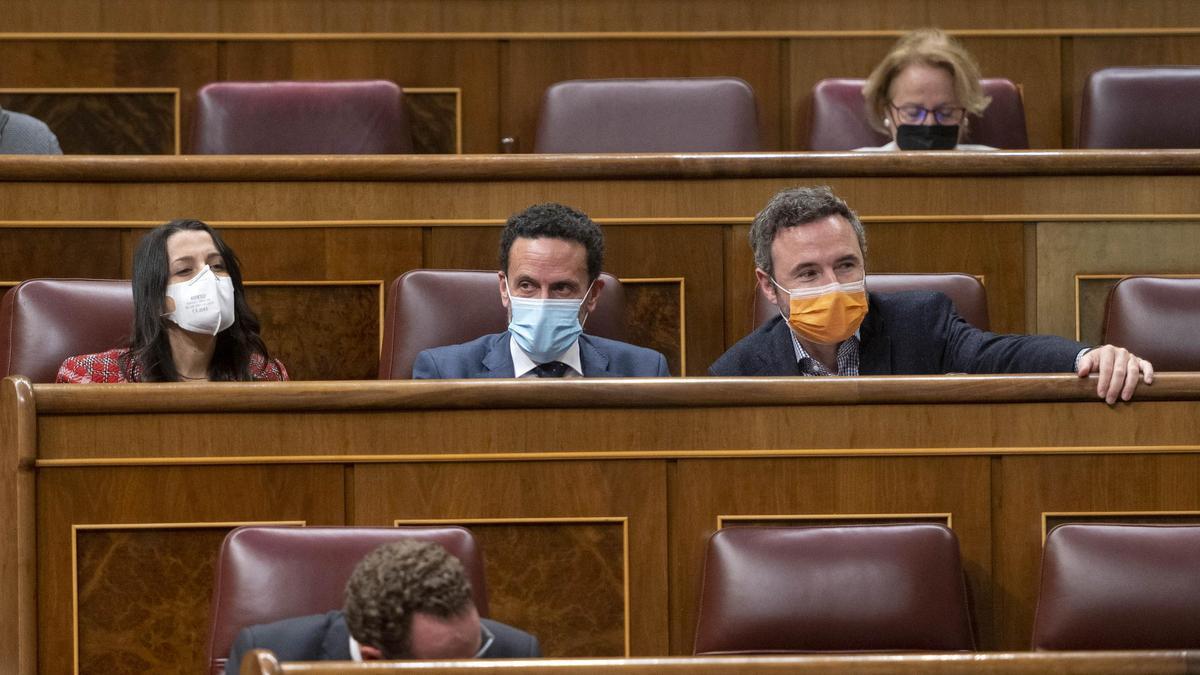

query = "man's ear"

[
  {"left": 360, "top": 645, "right": 383, "bottom": 660},
  {"left": 497, "top": 271, "right": 510, "bottom": 310},
  {"left": 755, "top": 268, "right": 780, "bottom": 306},
  {"left": 584, "top": 277, "right": 605, "bottom": 315}
]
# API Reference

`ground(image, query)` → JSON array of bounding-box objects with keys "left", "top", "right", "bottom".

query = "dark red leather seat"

[
  {"left": 808, "top": 78, "right": 1029, "bottom": 150},
  {"left": 693, "top": 525, "right": 974, "bottom": 654},
  {"left": 534, "top": 77, "right": 761, "bottom": 153},
  {"left": 206, "top": 526, "right": 489, "bottom": 675},
  {"left": 1079, "top": 67, "right": 1200, "bottom": 148},
  {"left": 1032, "top": 524, "right": 1200, "bottom": 649},
  {"left": 1102, "top": 276, "right": 1200, "bottom": 371},
  {"left": 752, "top": 272, "right": 989, "bottom": 330},
  {"left": 377, "top": 269, "right": 625, "bottom": 379},
  {"left": 0, "top": 278, "right": 133, "bottom": 382},
  {"left": 191, "top": 80, "right": 413, "bottom": 154}
]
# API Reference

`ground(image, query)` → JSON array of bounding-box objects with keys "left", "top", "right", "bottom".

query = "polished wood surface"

[
  {"left": 252, "top": 652, "right": 1200, "bottom": 675},
  {"left": 7, "top": 375, "right": 1200, "bottom": 673}
]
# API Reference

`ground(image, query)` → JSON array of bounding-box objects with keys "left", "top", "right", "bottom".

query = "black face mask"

[{"left": 895, "top": 124, "right": 959, "bottom": 150}]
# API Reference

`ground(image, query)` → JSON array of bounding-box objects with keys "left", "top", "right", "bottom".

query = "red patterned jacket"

[{"left": 55, "top": 348, "right": 289, "bottom": 383}]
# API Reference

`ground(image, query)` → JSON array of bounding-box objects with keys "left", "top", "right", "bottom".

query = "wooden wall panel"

[
  {"left": 0, "top": 229, "right": 123, "bottom": 282},
  {"left": 992, "top": 454, "right": 1200, "bottom": 650},
  {"left": 37, "top": 465, "right": 345, "bottom": 675},
  {"left": 6, "top": 1, "right": 1200, "bottom": 33},
  {"left": 622, "top": 280, "right": 684, "bottom": 376},
  {"left": 1036, "top": 221, "right": 1200, "bottom": 341},
  {"left": 1065, "top": 36, "right": 1200, "bottom": 147},
  {"left": 668, "top": 456, "right": 992, "bottom": 652},
  {"left": 0, "top": 91, "right": 177, "bottom": 155},
  {"left": 452, "top": 522, "right": 626, "bottom": 657},
  {"left": 352, "top": 461, "right": 669, "bottom": 656},
  {"left": 217, "top": 41, "right": 500, "bottom": 153},
  {"left": 245, "top": 283, "right": 382, "bottom": 380},
  {"left": 501, "top": 40, "right": 783, "bottom": 153},
  {"left": 0, "top": 41, "right": 218, "bottom": 149},
  {"left": 864, "top": 221, "right": 1027, "bottom": 334}
]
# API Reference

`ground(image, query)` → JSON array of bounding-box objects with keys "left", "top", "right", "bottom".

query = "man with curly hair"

[{"left": 227, "top": 540, "right": 540, "bottom": 671}]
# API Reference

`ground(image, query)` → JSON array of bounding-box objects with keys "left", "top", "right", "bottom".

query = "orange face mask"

[{"left": 773, "top": 278, "right": 868, "bottom": 345}]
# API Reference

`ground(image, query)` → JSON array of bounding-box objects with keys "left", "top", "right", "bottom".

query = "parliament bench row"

[{"left": 1, "top": 272, "right": 1196, "bottom": 382}]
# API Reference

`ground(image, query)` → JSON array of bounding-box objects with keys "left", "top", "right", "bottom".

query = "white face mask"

[{"left": 163, "top": 264, "right": 236, "bottom": 335}]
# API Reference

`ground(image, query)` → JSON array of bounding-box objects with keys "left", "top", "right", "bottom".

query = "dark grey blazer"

[
  {"left": 227, "top": 610, "right": 540, "bottom": 673},
  {"left": 412, "top": 331, "right": 670, "bottom": 378},
  {"left": 0, "top": 108, "right": 62, "bottom": 155},
  {"left": 710, "top": 291, "right": 1086, "bottom": 376}
]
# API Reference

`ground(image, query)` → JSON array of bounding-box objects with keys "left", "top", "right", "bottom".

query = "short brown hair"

[
  {"left": 343, "top": 539, "right": 475, "bottom": 659},
  {"left": 749, "top": 186, "right": 866, "bottom": 278},
  {"left": 862, "top": 28, "right": 990, "bottom": 134}
]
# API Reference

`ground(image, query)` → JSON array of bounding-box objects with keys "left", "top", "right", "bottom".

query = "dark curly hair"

[
  {"left": 343, "top": 539, "right": 475, "bottom": 659},
  {"left": 499, "top": 202, "right": 604, "bottom": 282}
]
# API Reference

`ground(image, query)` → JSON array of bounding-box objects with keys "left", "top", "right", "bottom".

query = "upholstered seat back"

[
  {"left": 378, "top": 269, "right": 625, "bottom": 379},
  {"left": 191, "top": 80, "right": 412, "bottom": 154},
  {"left": 753, "top": 272, "right": 989, "bottom": 330},
  {"left": 693, "top": 525, "right": 975, "bottom": 653},
  {"left": 534, "top": 77, "right": 761, "bottom": 153},
  {"left": 0, "top": 278, "right": 133, "bottom": 382},
  {"left": 808, "top": 78, "right": 1029, "bottom": 150},
  {"left": 1102, "top": 276, "right": 1200, "bottom": 371},
  {"left": 206, "top": 526, "right": 489, "bottom": 675},
  {"left": 1032, "top": 524, "right": 1200, "bottom": 649},
  {"left": 1079, "top": 67, "right": 1200, "bottom": 148}
]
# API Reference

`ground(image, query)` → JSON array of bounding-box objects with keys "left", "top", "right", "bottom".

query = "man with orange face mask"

[{"left": 709, "top": 186, "right": 1154, "bottom": 404}]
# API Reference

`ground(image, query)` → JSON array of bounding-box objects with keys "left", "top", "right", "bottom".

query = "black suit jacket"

[
  {"left": 710, "top": 291, "right": 1086, "bottom": 376},
  {"left": 226, "top": 610, "right": 540, "bottom": 673}
]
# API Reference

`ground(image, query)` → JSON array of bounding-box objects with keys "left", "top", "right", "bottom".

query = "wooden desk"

[
  {"left": 4, "top": 374, "right": 1200, "bottom": 673},
  {"left": 2, "top": 152, "right": 1199, "bottom": 377},
  {"left": 246, "top": 651, "right": 1200, "bottom": 675}
]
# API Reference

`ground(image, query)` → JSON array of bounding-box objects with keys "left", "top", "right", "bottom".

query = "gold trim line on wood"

[
  {"left": 718, "top": 512, "right": 953, "bottom": 530},
  {"left": 394, "top": 516, "right": 632, "bottom": 658},
  {"left": 70, "top": 519, "right": 305, "bottom": 675},
  {"left": 8, "top": 28, "right": 1200, "bottom": 41},
  {"left": 242, "top": 280, "right": 384, "bottom": 287},
  {"left": 1040, "top": 510, "right": 1200, "bottom": 544},
  {"left": 4, "top": 214, "right": 1200, "bottom": 230},
  {"left": 0, "top": 87, "right": 181, "bottom": 95},
  {"left": 33, "top": 444, "right": 1200, "bottom": 468}
]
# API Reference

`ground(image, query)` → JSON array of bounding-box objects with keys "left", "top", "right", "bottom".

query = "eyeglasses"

[
  {"left": 474, "top": 623, "right": 496, "bottom": 658},
  {"left": 888, "top": 103, "right": 966, "bottom": 126}
]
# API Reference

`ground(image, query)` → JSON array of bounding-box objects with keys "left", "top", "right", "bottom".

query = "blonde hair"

[{"left": 862, "top": 28, "right": 990, "bottom": 134}]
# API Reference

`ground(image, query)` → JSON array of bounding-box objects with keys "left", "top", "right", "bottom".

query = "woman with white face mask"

[{"left": 56, "top": 219, "right": 288, "bottom": 383}]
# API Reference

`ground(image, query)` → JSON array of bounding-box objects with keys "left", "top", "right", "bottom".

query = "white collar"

[
  {"left": 348, "top": 635, "right": 363, "bottom": 662},
  {"left": 509, "top": 334, "right": 583, "bottom": 378}
]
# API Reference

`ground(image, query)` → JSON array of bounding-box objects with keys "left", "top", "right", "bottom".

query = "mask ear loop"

[
  {"left": 769, "top": 277, "right": 794, "bottom": 322},
  {"left": 578, "top": 279, "right": 597, "bottom": 328}
]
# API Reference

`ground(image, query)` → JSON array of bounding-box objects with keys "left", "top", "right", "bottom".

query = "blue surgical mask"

[{"left": 506, "top": 280, "right": 593, "bottom": 362}]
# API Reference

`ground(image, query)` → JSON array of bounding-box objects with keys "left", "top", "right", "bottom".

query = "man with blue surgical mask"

[{"left": 412, "top": 202, "right": 670, "bottom": 379}]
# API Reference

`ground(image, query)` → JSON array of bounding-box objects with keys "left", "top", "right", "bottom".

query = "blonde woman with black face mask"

[
  {"left": 858, "top": 28, "right": 994, "bottom": 152},
  {"left": 57, "top": 219, "right": 287, "bottom": 383}
]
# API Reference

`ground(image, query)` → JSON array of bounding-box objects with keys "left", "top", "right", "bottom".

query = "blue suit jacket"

[
  {"left": 710, "top": 291, "right": 1086, "bottom": 376},
  {"left": 227, "top": 610, "right": 540, "bottom": 672},
  {"left": 413, "top": 332, "right": 670, "bottom": 378}
]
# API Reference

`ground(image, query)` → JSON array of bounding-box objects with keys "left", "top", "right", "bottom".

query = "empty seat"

[
  {"left": 808, "top": 78, "right": 1029, "bottom": 150},
  {"left": 191, "top": 80, "right": 413, "bottom": 154},
  {"left": 693, "top": 525, "right": 974, "bottom": 653},
  {"left": 1079, "top": 67, "right": 1200, "bottom": 148},
  {"left": 1032, "top": 524, "right": 1200, "bottom": 649},
  {"left": 753, "top": 272, "right": 989, "bottom": 330},
  {"left": 206, "top": 526, "right": 489, "bottom": 675},
  {"left": 377, "top": 269, "right": 625, "bottom": 379},
  {"left": 534, "top": 77, "right": 761, "bottom": 153},
  {"left": 0, "top": 278, "right": 133, "bottom": 383},
  {"left": 1102, "top": 276, "right": 1200, "bottom": 370}
]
